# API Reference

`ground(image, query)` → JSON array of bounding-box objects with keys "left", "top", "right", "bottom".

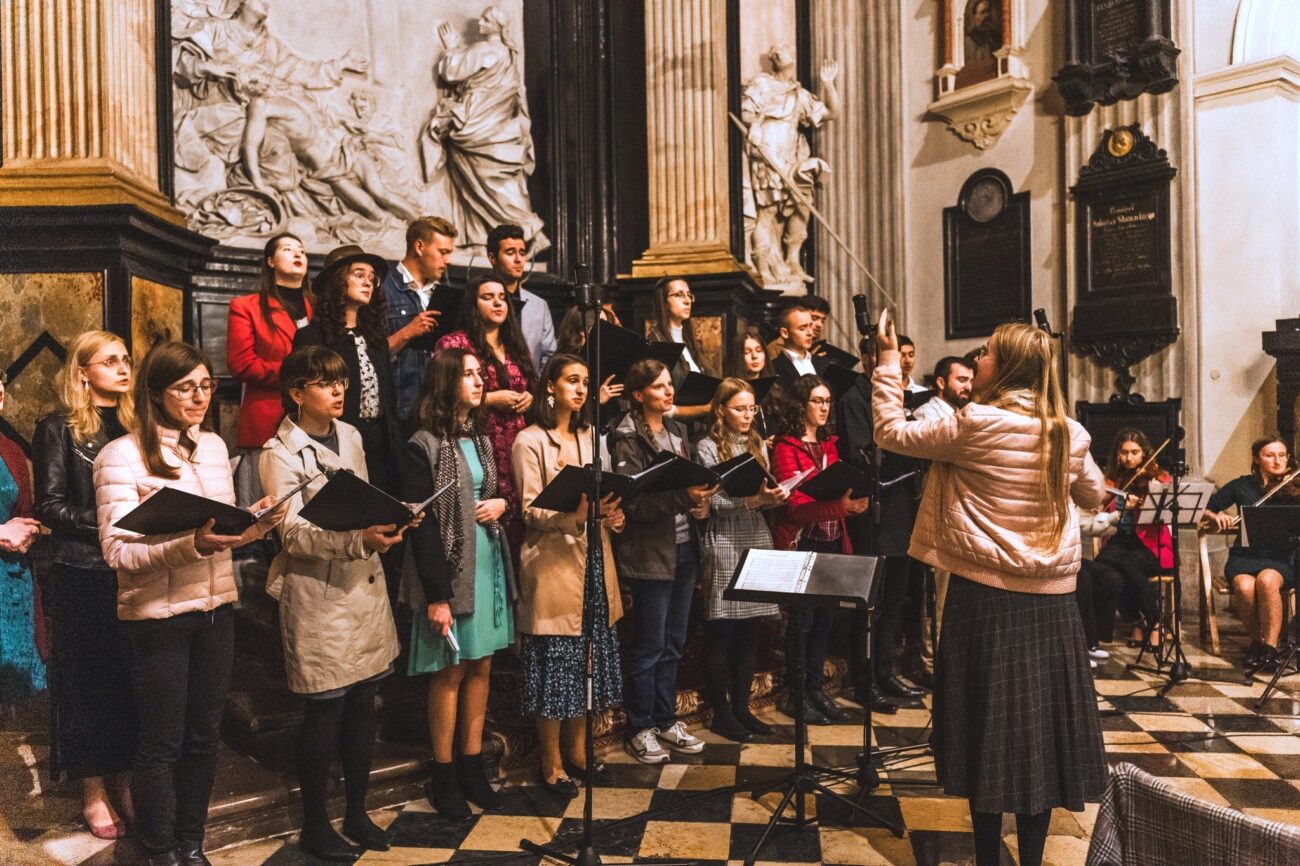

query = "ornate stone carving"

[
  {"left": 1053, "top": 0, "right": 1180, "bottom": 117},
  {"left": 170, "top": 1, "right": 543, "bottom": 259},
  {"left": 928, "top": 75, "right": 1033, "bottom": 149},
  {"left": 739, "top": 44, "right": 840, "bottom": 293}
]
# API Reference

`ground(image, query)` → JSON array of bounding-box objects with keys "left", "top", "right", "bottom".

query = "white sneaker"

[
  {"left": 625, "top": 728, "right": 669, "bottom": 764},
  {"left": 656, "top": 721, "right": 704, "bottom": 754},
  {"left": 1088, "top": 647, "right": 1110, "bottom": 660},
  {"left": 1089, "top": 658, "right": 1098, "bottom": 670}
]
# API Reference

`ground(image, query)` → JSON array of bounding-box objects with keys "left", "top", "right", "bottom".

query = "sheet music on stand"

[
  {"left": 1133, "top": 480, "right": 1215, "bottom": 528},
  {"left": 724, "top": 548, "right": 882, "bottom": 609},
  {"left": 732, "top": 549, "right": 816, "bottom": 595}
]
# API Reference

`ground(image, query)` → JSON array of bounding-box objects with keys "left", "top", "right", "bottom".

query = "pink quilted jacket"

[
  {"left": 872, "top": 351, "right": 1106, "bottom": 595},
  {"left": 94, "top": 426, "right": 238, "bottom": 621}
]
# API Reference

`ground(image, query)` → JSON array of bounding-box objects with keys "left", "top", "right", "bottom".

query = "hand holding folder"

[
  {"left": 796, "top": 461, "right": 872, "bottom": 502},
  {"left": 529, "top": 451, "right": 720, "bottom": 513},
  {"left": 113, "top": 474, "right": 312, "bottom": 537},
  {"left": 408, "top": 283, "right": 465, "bottom": 352},
  {"left": 298, "top": 469, "right": 453, "bottom": 531}
]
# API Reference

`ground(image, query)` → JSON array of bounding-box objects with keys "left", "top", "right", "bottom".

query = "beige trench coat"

[{"left": 259, "top": 417, "right": 399, "bottom": 694}]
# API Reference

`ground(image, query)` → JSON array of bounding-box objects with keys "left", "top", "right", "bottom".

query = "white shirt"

[
  {"left": 670, "top": 325, "right": 702, "bottom": 373},
  {"left": 397, "top": 262, "right": 434, "bottom": 310},
  {"left": 905, "top": 376, "right": 928, "bottom": 394},
  {"left": 784, "top": 348, "right": 817, "bottom": 377},
  {"left": 912, "top": 395, "right": 956, "bottom": 422}
]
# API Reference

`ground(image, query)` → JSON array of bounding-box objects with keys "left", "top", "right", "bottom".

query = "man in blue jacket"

[{"left": 384, "top": 216, "right": 457, "bottom": 424}]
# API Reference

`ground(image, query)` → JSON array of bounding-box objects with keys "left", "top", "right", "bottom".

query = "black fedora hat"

[{"left": 314, "top": 244, "right": 390, "bottom": 289}]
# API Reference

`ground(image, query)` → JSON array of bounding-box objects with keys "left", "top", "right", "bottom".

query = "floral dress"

[{"left": 435, "top": 331, "right": 528, "bottom": 550}]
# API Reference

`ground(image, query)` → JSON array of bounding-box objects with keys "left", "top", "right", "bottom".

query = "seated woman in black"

[{"left": 1203, "top": 436, "right": 1298, "bottom": 672}]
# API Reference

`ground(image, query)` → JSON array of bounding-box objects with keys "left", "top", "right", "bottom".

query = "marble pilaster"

[{"left": 0, "top": 0, "right": 180, "bottom": 223}]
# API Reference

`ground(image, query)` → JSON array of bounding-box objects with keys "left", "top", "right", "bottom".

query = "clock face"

[{"left": 966, "top": 178, "right": 1006, "bottom": 223}]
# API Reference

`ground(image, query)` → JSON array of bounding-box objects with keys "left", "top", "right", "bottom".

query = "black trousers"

[
  {"left": 872, "top": 555, "right": 915, "bottom": 681},
  {"left": 786, "top": 538, "right": 841, "bottom": 690},
  {"left": 1097, "top": 536, "right": 1160, "bottom": 627},
  {"left": 1076, "top": 559, "right": 1124, "bottom": 647},
  {"left": 123, "top": 606, "right": 235, "bottom": 855}
]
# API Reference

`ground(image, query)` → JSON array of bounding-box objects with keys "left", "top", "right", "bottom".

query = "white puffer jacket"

[
  {"left": 872, "top": 352, "right": 1106, "bottom": 595},
  {"left": 94, "top": 426, "right": 238, "bottom": 620}
]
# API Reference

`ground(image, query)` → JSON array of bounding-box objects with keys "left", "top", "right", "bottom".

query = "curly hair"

[
  {"left": 774, "top": 373, "right": 831, "bottom": 441},
  {"left": 311, "top": 260, "right": 388, "bottom": 352}
]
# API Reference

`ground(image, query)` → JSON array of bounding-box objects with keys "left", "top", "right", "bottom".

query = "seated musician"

[{"left": 1203, "top": 436, "right": 1298, "bottom": 672}]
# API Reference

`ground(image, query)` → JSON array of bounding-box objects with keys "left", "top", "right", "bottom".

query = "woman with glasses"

[
  {"left": 872, "top": 315, "right": 1107, "bottom": 866},
  {"left": 770, "top": 374, "right": 868, "bottom": 725},
  {"left": 33, "top": 332, "right": 136, "bottom": 839},
  {"left": 645, "top": 277, "right": 715, "bottom": 428},
  {"left": 694, "top": 378, "right": 788, "bottom": 740},
  {"left": 94, "top": 342, "right": 285, "bottom": 866},
  {"left": 260, "top": 347, "right": 406, "bottom": 860}
]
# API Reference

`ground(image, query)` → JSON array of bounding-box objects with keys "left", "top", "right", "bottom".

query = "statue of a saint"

[
  {"left": 425, "top": 7, "right": 549, "bottom": 254},
  {"left": 740, "top": 44, "right": 840, "bottom": 288}
]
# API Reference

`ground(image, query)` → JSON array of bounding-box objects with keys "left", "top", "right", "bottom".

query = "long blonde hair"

[
  {"left": 57, "top": 331, "right": 136, "bottom": 445},
  {"left": 708, "top": 378, "right": 767, "bottom": 468},
  {"left": 979, "top": 322, "right": 1070, "bottom": 547}
]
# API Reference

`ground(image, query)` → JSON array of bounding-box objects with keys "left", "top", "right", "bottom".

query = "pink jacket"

[{"left": 872, "top": 351, "right": 1106, "bottom": 595}]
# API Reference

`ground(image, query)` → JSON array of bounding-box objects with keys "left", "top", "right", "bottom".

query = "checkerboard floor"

[{"left": 26, "top": 638, "right": 1300, "bottom": 866}]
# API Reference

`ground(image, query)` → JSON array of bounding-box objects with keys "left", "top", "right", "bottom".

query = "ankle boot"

[
  {"left": 342, "top": 812, "right": 391, "bottom": 851},
  {"left": 425, "top": 760, "right": 471, "bottom": 820},
  {"left": 707, "top": 689, "right": 752, "bottom": 742},
  {"left": 456, "top": 753, "right": 503, "bottom": 811},
  {"left": 730, "top": 673, "right": 772, "bottom": 736}
]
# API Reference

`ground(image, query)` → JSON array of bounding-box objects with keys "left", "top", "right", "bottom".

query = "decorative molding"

[
  {"left": 1075, "top": 125, "right": 1174, "bottom": 182},
  {"left": 1053, "top": 0, "right": 1180, "bottom": 117},
  {"left": 1193, "top": 54, "right": 1300, "bottom": 101},
  {"left": 928, "top": 72, "right": 1033, "bottom": 149},
  {"left": 1231, "top": 0, "right": 1300, "bottom": 65}
]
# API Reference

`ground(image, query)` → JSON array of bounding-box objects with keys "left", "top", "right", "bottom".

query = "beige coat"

[
  {"left": 872, "top": 351, "right": 1106, "bottom": 595},
  {"left": 94, "top": 426, "right": 238, "bottom": 621},
  {"left": 259, "top": 417, "right": 399, "bottom": 694},
  {"left": 511, "top": 424, "right": 622, "bottom": 636}
]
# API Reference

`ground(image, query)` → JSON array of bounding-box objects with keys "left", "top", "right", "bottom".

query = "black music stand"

[
  {"left": 1245, "top": 506, "right": 1300, "bottom": 707},
  {"left": 723, "top": 549, "right": 903, "bottom": 866}
]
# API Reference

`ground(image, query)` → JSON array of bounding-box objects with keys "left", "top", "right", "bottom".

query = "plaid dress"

[{"left": 695, "top": 436, "right": 780, "bottom": 621}]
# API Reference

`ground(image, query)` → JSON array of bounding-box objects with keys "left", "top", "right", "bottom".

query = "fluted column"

[
  {"left": 633, "top": 0, "right": 742, "bottom": 277},
  {"left": 0, "top": 0, "right": 180, "bottom": 223},
  {"left": 811, "top": 0, "right": 905, "bottom": 345}
]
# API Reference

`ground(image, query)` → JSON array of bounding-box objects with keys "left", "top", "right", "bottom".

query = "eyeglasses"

[
  {"left": 667, "top": 291, "right": 695, "bottom": 302},
  {"left": 807, "top": 397, "right": 831, "bottom": 407},
  {"left": 726, "top": 404, "right": 760, "bottom": 415},
  {"left": 166, "top": 380, "right": 216, "bottom": 398},
  {"left": 306, "top": 379, "right": 349, "bottom": 392},
  {"left": 84, "top": 355, "right": 132, "bottom": 371}
]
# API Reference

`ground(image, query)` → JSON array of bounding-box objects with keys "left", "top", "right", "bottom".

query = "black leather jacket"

[{"left": 33, "top": 411, "right": 120, "bottom": 569}]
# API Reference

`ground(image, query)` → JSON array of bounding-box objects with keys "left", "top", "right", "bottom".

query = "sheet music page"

[
  {"left": 779, "top": 468, "right": 815, "bottom": 494},
  {"left": 734, "top": 549, "right": 816, "bottom": 594}
]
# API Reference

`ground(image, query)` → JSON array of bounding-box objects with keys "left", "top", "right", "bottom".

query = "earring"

[
  {"left": 81, "top": 379, "right": 89, "bottom": 391},
  {"left": 546, "top": 395, "right": 555, "bottom": 408}
]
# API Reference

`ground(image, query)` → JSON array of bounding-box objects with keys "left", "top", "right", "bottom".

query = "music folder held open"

[
  {"left": 585, "top": 319, "right": 685, "bottom": 384},
  {"left": 408, "top": 283, "right": 465, "bottom": 352},
  {"left": 711, "top": 453, "right": 774, "bottom": 498},
  {"left": 114, "top": 488, "right": 261, "bottom": 537},
  {"left": 676, "top": 373, "right": 778, "bottom": 407},
  {"left": 529, "top": 450, "right": 720, "bottom": 513},
  {"left": 298, "top": 470, "right": 450, "bottom": 531},
  {"left": 796, "top": 460, "right": 872, "bottom": 501}
]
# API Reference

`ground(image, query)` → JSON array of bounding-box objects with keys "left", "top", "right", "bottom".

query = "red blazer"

[
  {"left": 227, "top": 292, "right": 310, "bottom": 448},
  {"left": 769, "top": 434, "right": 852, "bottom": 553}
]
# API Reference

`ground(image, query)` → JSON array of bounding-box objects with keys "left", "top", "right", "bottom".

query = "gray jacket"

[{"left": 608, "top": 412, "right": 699, "bottom": 581}]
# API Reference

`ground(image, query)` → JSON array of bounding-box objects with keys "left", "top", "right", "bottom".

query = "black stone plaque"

[
  {"left": 944, "top": 169, "right": 1031, "bottom": 340},
  {"left": 1069, "top": 126, "right": 1179, "bottom": 400},
  {"left": 1054, "top": 0, "right": 1180, "bottom": 116}
]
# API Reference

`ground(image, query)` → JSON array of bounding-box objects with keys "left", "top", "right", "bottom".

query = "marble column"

[
  {"left": 633, "top": 0, "right": 742, "bottom": 277},
  {"left": 0, "top": 0, "right": 180, "bottom": 223},
  {"left": 811, "top": 0, "right": 906, "bottom": 347}
]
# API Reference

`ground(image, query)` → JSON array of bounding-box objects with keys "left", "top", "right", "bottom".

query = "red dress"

[{"left": 434, "top": 331, "right": 529, "bottom": 549}]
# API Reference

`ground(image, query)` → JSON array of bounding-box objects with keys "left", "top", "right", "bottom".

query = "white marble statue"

[
  {"left": 425, "top": 6, "right": 549, "bottom": 254},
  {"left": 740, "top": 43, "right": 840, "bottom": 289}
]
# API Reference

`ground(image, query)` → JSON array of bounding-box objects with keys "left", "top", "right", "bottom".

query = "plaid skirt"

[{"left": 932, "top": 575, "right": 1107, "bottom": 814}]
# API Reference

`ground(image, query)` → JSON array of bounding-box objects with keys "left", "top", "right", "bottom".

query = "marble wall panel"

[{"left": 131, "top": 276, "right": 184, "bottom": 358}]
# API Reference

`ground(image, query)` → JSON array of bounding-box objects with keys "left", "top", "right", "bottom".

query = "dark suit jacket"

[{"left": 772, "top": 349, "right": 832, "bottom": 387}]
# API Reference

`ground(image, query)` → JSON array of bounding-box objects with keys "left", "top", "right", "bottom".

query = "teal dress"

[
  {"left": 408, "top": 439, "right": 514, "bottom": 674},
  {"left": 0, "top": 456, "right": 46, "bottom": 703}
]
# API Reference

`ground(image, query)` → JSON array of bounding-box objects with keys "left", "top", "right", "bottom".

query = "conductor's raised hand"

[{"left": 875, "top": 309, "right": 898, "bottom": 356}]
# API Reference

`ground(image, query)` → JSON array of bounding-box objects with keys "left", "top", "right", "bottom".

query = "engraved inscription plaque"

[
  {"left": 944, "top": 169, "right": 1031, "bottom": 340},
  {"left": 1053, "top": 0, "right": 1179, "bottom": 116},
  {"left": 1090, "top": 0, "right": 1143, "bottom": 62}
]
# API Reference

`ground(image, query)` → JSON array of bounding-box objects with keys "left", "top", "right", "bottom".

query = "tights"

[
  {"left": 970, "top": 805, "right": 1051, "bottom": 866},
  {"left": 297, "top": 681, "right": 378, "bottom": 832},
  {"left": 702, "top": 618, "right": 760, "bottom": 703}
]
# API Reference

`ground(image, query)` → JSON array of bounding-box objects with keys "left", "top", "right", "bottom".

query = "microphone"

[
  {"left": 572, "top": 262, "right": 598, "bottom": 310},
  {"left": 1033, "top": 308, "right": 1051, "bottom": 334},
  {"left": 852, "top": 294, "right": 872, "bottom": 337}
]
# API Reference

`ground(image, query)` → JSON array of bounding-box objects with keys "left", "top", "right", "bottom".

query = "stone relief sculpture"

[
  {"left": 170, "top": 0, "right": 542, "bottom": 259},
  {"left": 740, "top": 44, "right": 839, "bottom": 291}
]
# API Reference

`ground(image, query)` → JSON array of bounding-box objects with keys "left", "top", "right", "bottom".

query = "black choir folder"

[
  {"left": 712, "top": 453, "right": 774, "bottom": 498},
  {"left": 814, "top": 342, "right": 860, "bottom": 370},
  {"left": 529, "top": 450, "right": 720, "bottom": 512},
  {"left": 796, "top": 461, "right": 872, "bottom": 501},
  {"left": 676, "top": 373, "right": 778, "bottom": 407},
  {"left": 113, "top": 473, "right": 320, "bottom": 537},
  {"left": 586, "top": 320, "right": 685, "bottom": 384},
  {"left": 298, "top": 470, "right": 450, "bottom": 531},
  {"left": 408, "top": 283, "right": 465, "bottom": 352},
  {"left": 723, "top": 547, "right": 882, "bottom": 608}
]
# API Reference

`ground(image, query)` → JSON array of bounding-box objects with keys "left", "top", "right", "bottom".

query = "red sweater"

[{"left": 770, "top": 434, "right": 852, "bottom": 553}]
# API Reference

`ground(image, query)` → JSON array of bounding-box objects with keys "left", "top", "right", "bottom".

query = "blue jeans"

[{"left": 624, "top": 543, "right": 697, "bottom": 732}]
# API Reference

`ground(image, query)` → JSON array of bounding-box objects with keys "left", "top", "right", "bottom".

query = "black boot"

[
  {"left": 298, "top": 823, "right": 361, "bottom": 862},
  {"left": 707, "top": 689, "right": 753, "bottom": 742},
  {"left": 457, "top": 753, "right": 504, "bottom": 811},
  {"left": 341, "top": 813, "right": 391, "bottom": 851},
  {"left": 425, "top": 760, "right": 471, "bottom": 820},
  {"left": 731, "top": 677, "right": 772, "bottom": 736}
]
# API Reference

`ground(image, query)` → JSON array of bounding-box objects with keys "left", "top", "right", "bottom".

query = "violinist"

[
  {"left": 1203, "top": 437, "right": 1297, "bottom": 672},
  {"left": 1094, "top": 429, "right": 1172, "bottom": 649}
]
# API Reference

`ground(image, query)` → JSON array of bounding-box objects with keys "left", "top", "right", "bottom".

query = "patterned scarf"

[{"left": 432, "top": 419, "right": 499, "bottom": 578}]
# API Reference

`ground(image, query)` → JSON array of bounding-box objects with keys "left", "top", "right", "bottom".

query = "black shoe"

[
  {"left": 562, "top": 756, "right": 613, "bottom": 787},
  {"left": 298, "top": 824, "right": 361, "bottom": 862},
  {"left": 1243, "top": 640, "right": 1268, "bottom": 670},
  {"left": 425, "top": 761, "right": 471, "bottom": 820},
  {"left": 341, "top": 815, "right": 391, "bottom": 851},
  {"left": 733, "top": 704, "right": 774, "bottom": 736},
  {"left": 147, "top": 852, "right": 182, "bottom": 866},
  {"left": 709, "top": 706, "right": 754, "bottom": 742},
  {"left": 878, "top": 676, "right": 925, "bottom": 699},
  {"left": 912, "top": 670, "right": 935, "bottom": 691},
  {"left": 784, "top": 695, "right": 829, "bottom": 725},
  {"left": 457, "top": 753, "right": 503, "bottom": 811},
  {"left": 808, "top": 688, "right": 851, "bottom": 722},
  {"left": 539, "top": 771, "right": 580, "bottom": 798},
  {"left": 176, "top": 842, "right": 213, "bottom": 866},
  {"left": 869, "top": 685, "right": 898, "bottom": 715},
  {"left": 1258, "top": 644, "right": 1282, "bottom": 673}
]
